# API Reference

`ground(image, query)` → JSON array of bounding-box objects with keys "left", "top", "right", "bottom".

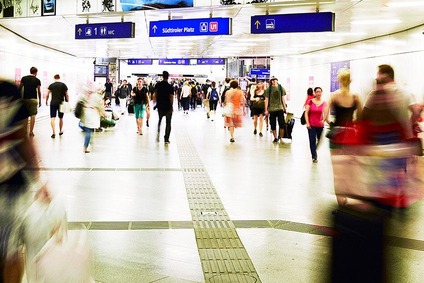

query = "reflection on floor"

[{"left": 27, "top": 103, "right": 424, "bottom": 282}]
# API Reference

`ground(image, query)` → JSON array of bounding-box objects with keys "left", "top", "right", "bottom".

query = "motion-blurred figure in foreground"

[
  {"left": 331, "top": 65, "right": 423, "bottom": 283},
  {"left": 0, "top": 79, "right": 42, "bottom": 282}
]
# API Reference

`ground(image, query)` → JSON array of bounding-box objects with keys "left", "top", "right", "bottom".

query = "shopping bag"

[
  {"left": 59, "top": 101, "right": 72, "bottom": 113},
  {"left": 35, "top": 229, "right": 94, "bottom": 283},
  {"left": 203, "top": 98, "right": 209, "bottom": 108},
  {"left": 24, "top": 191, "right": 67, "bottom": 282},
  {"left": 332, "top": 141, "right": 424, "bottom": 208},
  {"left": 222, "top": 102, "right": 233, "bottom": 117}
]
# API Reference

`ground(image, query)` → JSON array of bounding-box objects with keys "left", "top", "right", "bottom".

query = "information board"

[
  {"left": 76, "top": 22, "right": 135, "bottom": 39},
  {"left": 150, "top": 18, "right": 231, "bottom": 37}
]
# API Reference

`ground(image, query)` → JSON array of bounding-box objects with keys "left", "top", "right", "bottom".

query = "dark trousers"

[
  {"left": 307, "top": 126, "right": 323, "bottom": 159},
  {"left": 181, "top": 97, "right": 189, "bottom": 111},
  {"left": 209, "top": 100, "right": 218, "bottom": 111},
  {"left": 158, "top": 110, "right": 172, "bottom": 142},
  {"left": 269, "top": 110, "right": 285, "bottom": 131}
]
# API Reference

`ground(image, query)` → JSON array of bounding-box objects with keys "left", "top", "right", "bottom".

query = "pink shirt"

[{"left": 308, "top": 100, "right": 326, "bottom": 127}]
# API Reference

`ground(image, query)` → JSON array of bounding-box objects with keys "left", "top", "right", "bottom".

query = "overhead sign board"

[
  {"left": 159, "top": 59, "right": 190, "bottom": 65},
  {"left": 251, "top": 12, "right": 335, "bottom": 34},
  {"left": 127, "top": 59, "right": 153, "bottom": 65},
  {"left": 150, "top": 18, "right": 231, "bottom": 37},
  {"left": 75, "top": 22, "right": 135, "bottom": 39},
  {"left": 250, "top": 68, "right": 270, "bottom": 76},
  {"left": 197, "top": 58, "right": 225, "bottom": 65}
]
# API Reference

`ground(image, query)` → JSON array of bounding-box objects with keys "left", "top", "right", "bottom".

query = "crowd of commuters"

[
  {"left": 10, "top": 65, "right": 424, "bottom": 153},
  {"left": 1, "top": 63, "right": 423, "bottom": 281}
]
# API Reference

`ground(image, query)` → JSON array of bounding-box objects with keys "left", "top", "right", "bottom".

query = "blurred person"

[
  {"left": 79, "top": 82, "right": 105, "bottom": 153},
  {"left": 224, "top": 80, "right": 245, "bottom": 142},
  {"left": 206, "top": 81, "right": 220, "bottom": 121},
  {"left": 202, "top": 80, "right": 211, "bottom": 118},
  {"left": 131, "top": 78, "right": 149, "bottom": 135},
  {"left": 326, "top": 68, "right": 362, "bottom": 205},
  {"left": 104, "top": 78, "right": 113, "bottom": 105},
  {"left": 304, "top": 87, "right": 314, "bottom": 106},
  {"left": 18, "top": 66, "right": 41, "bottom": 137},
  {"left": 0, "top": 79, "right": 43, "bottom": 283},
  {"left": 362, "top": 64, "right": 419, "bottom": 142},
  {"left": 250, "top": 80, "right": 266, "bottom": 137},
  {"left": 264, "top": 78, "right": 287, "bottom": 143},
  {"left": 145, "top": 86, "right": 151, "bottom": 128},
  {"left": 180, "top": 81, "right": 191, "bottom": 114},
  {"left": 153, "top": 71, "right": 174, "bottom": 144},
  {"left": 220, "top": 77, "right": 231, "bottom": 107},
  {"left": 189, "top": 82, "right": 198, "bottom": 109},
  {"left": 45, "top": 74, "right": 69, "bottom": 138},
  {"left": 304, "top": 87, "right": 328, "bottom": 163},
  {"left": 117, "top": 79, "right": 130, "bottom": 115}
]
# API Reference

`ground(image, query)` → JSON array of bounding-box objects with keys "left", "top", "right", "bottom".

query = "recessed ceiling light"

[
  {"left": 386, "top": 1, "right": 424, "bottom": 8},
  {"left": 351, "top": 19, "right": 402, "bottom": 25}
]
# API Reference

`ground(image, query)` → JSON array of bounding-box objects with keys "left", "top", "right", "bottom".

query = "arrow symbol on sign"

[
  {"left": 78, "top": 28, "right": 82, "bottom": 35},
  {"left": 255, "top": 20, "right": 260, "bottom": 29},
  {"left": 153, "top": 25, "right": 157, "bottom": 33}
]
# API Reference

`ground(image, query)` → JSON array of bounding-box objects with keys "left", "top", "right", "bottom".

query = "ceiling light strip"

[{"left": 0, "top": 24, "right": 76, "bottom": 57}]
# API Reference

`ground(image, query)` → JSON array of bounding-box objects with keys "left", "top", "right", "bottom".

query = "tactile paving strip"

[{"left": 175, "top": 131, "right": 261, "bottom": 283}]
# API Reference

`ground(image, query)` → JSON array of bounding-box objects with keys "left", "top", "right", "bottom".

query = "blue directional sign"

[
  {"left": 251, "top": 12, "right": 334, "bottom": 34},
  {"left": 150, "top": 18, "right": 231, "bottom": 37},
  {"left": 250, "top": 68, "right": 270, "bottom": 76},
  {"left": 158, "top": 59, "right": 190, "bottom": 65},
  {"left": 197, "top": 58, "right": 225, "bottom": 65},
  {"left": 128, "top": 59, "right": 153, "bottom": 65},
  {"left": 75, "top": 22, "right": 135, "bottom": 39}
]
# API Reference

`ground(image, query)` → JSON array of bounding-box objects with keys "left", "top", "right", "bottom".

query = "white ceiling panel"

[{"left": 0, "top": 0, "right": 423, "bottom": 59}]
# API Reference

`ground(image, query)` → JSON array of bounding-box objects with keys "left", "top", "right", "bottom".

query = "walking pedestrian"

[
  {"left": 18, "top": 66, "right": 41, "bottom": 137},
  {"left": 153, "top": 71, "right": 174, "bottom": 144},
  {"left": 45, "top": 74, "right": 69, "bottom": 138}
]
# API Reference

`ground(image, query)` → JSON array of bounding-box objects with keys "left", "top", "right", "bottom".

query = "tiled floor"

[{"left": 26, "top": 102, "right": 424, "bottom": 282}]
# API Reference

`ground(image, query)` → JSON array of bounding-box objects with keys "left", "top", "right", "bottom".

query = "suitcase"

[
  {"left": 283, "top": 118, "right": 295, "bottom": 139},
  {"left": 127, "top": 103, "right": 134, "bottom": 114},
  {"left": 331, "top": 207, "right": 386, "bottom": 283}
]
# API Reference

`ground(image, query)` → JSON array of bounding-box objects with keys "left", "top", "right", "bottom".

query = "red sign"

[{"left": 210, "top": 22, "right": 218, "bottom": 32}]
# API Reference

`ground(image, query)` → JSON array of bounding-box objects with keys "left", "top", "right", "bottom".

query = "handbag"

[
  {"left": 300, "top": 111, "right": 306, "bottom": 125},
  {"left": 74, "top": 99, "right": 85, "bottom": 119},
  {"left": 222, "top": 102, "right": 233, "bottom": 117},
  {"left": 59, "top": 101, "right": 72, "bottom": 113}
]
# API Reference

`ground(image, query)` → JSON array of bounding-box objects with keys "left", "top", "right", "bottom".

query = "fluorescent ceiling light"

[
  {"left": 334, "top": 32, "right": 367, "bottom": 37},
  {"left": 379, "top": 39, "right": 406, "bottom": 46},
  {"left": 351, "top": 19, "right": 402, "bottom": 25},
  {"left": 386, "top": 1, "right": 424, "bottom": 7},
  {"left": 237, "top": 38, "right": 269, "bottom": 42}
]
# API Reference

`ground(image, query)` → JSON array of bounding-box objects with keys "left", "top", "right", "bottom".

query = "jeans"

[
  {"left": 158, "top": 110, "right": 172, "bottom": 142},
  {"left": 307, "top": 126, "right": 323, "bottom": 159},
  {"left": 82, "top": 126, "right": 93, "bottom": 148}
]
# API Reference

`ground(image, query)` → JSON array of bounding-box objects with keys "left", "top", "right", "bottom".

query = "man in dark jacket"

[{"left": 153, "top": 71, "right": 174, "bottom": 144}]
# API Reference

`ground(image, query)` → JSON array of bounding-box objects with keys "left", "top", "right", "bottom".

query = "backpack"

[
  {"left": 210, "top": 88, "right": 219, "bottom": 101},
  {"left": 221, "top": 86, "right": 230, "bottom": 103}
]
